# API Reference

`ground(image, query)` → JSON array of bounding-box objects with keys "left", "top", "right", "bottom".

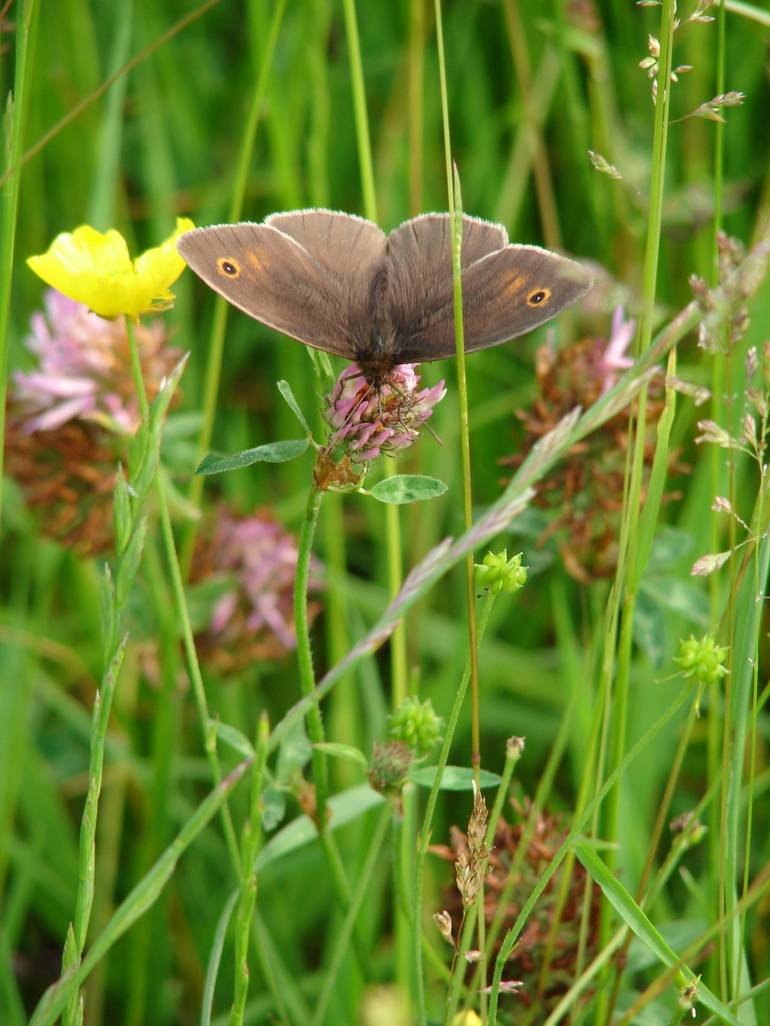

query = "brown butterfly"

[{"left": 177, "top": 209, "right": 592, "bottom": 386}]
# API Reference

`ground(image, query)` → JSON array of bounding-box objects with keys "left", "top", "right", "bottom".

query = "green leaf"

[
  {"left": 313, "top": 742, "right": 369, "bottom": 770},
  {"left": 409, "top": 765, "right": 502, "bottom": 791},
  {"left": 277, "top": 380, "right": 313, "bottom": 436},
  {"left": 369, "top": 474, "right": 448, "bottom": 505},
  {"left": 572, "top": 839, "right": 742, "bottom": 1026},
  {"left": 275, "top": 720, "right": 312, "bottom": 784},
  {"left": 196, "top": 439, "right": 308, "bottom": 475},
  {"left": 261, "top": 787, "right": 287, "bottom": 832},
  {"left": 210, "top": 721, "right": 255, "bottom": 759}
]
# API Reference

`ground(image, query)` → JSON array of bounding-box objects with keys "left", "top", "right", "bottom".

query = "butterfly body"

[{"left": 177, "top": 209, "right": 592, "bottom": 385}]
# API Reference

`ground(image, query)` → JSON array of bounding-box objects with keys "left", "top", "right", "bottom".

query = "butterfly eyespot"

[
  {"left": 217, "top": 257, "right": 241, "bottom": 277},
  {"left": 527, "top": 287, "right": 552, "bottom": 307}
]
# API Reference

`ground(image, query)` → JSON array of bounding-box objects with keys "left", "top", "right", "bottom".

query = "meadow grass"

[{"left": 2, "top": 1, "right": 770, "bottom": 1024}]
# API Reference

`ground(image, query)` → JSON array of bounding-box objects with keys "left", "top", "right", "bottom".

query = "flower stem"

[
  {"left": 434, "top": 1, "right": 482, "bottom": 780},
  {"left": 294, "top": 486, "right": 330, "bottom": 823},
  {"left": 125, "top": 317, "right": 241, "bottom": 876}
]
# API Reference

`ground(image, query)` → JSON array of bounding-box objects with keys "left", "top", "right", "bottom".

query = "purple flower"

[
  {"left": 597, "top": 305, "right": 635, "bottom": 393},
  {"left": 13, "top": 289, "right": 180, "bottom": 434},
  {"left": 326, "top": 363, "right": 446, "bottom": 462},
  {"left": 195, "top": 510, "right": 322, "bottom": 669}
]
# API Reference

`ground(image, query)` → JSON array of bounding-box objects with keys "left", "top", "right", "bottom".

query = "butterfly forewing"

[{"left": 177, "top": 222, "right": 359, "bottom": 358}]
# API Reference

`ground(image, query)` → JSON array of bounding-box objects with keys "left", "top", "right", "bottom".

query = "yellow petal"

[{"left": 133, "top": 217, "right": 195, "bottom": 298}]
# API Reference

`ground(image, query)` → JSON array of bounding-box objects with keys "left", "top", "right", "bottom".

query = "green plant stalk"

[
  {"left": 413, "top": 592, "right": 496, "bottom": 1026},
  {"left": 596, "top": 3, "right": 676, "bottom": 1018},
  {"left": 434, "top": 1, "right": 481, "bottom": 780},
  {"left": 29, "top": 761, "right": 250, "bottom": 1026},
  {"left": 63, "top": 639, "right": 127, "bottom": 1026},
  {"left": 311, "top": 805, "right": 390, "bottom": 1026},
  {"left": 183, "top": 0, "right": 287, "bottom": 572},
  {"left": 487, "top": 686, "right": 692, "bottom": 1025},
  {"left": 229, "top": 713, "right": 270, "bottom": 1026},
  {"left": 293, "top": 483, "right": 372, "bottom": 976},
  {"left": 0, "top": 0, "right": 39, "bottom": 529},
  {"left": 125, "top": 317, "right": 241, "bottom": 874},
  {"left": 295, "top": 487, "right": 329, "bottom": 822}
]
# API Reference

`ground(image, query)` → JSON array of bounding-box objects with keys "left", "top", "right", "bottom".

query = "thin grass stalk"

[
  {"left": 0, "top": 0, "right": 39, "bottom": 530},
  {"left": 414, "top": 591, "right": 497, "bottom": 1026},
  {"left": 433, "top": 0, "right": 481, "bottom": 782},
  {"left": 310, "top": 805, "right": 391, "bottom": 1026},
  {"left": 125, "top": 318, "right": 241, "bottom": 874},
  {"left": 596, "top": 4, "right": 676, "bottom": 1018},
  {"left": 229, "top": 713, "right": 269, "bottom": 1026},
  {"left": 183, "top": 0, "right": 287, "bottom": 571}
]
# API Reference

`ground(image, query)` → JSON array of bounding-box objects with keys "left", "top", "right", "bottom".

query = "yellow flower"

[
  {"left": 452, "top": 1013, "right": 482, "bottom": 1026},
  {"left": 27, "top": 217, "right": 195, "bottom": 320}
]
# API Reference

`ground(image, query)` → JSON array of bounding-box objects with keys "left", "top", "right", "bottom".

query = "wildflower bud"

[
  {"left": 745, "top": 346, "right": 759, "bottom": 380},
  {"left": 675, "top": 634, "right": 729, "bottom": 687},
  {"left": 506, "top": 736, "right": 526, "bottom": 761},
  {"left": 464, "top": 949, "right": 483, "bottom": 963},
  {"left": 481, "top": 980, "right": 523, "bottom": 994},
  {"left": 742, "top": 413, "right": 757, "bottom": 447},
  {"left": 433, "top": 910, "right": 454, "bottom": 946},
  {"left": 711, "top": 496, "right": 732, "bottom": 514},
  {"left": 695, "top": 419, "right": 733, "bottom": 448},
  {"left": 389, "top": 697, "right": 443, "bottom": 757},
  {"left": 368, "top": 741, "right": 412, "bottom": 798},
  {"left": 475, "top": 549, "right": 527, "bottom": 594}
]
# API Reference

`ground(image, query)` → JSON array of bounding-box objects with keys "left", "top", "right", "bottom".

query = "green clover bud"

[
  {"left": 389, "top": 696, "right": 443, "bottom": 757},
  {"left": 474, "top": 549, "right": 528, "bottom": 594},
  {"left": 675, "top": 633, "right": 728, "bottom": 687}
]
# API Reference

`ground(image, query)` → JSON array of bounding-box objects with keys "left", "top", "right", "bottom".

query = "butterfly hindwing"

[{"left": 392, "top": 243, "right": 593, "bottom": 362}]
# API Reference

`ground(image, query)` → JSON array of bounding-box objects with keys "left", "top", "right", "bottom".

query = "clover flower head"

[
  {"left": 326, "top": 363, "right": 446, "bottom": 463},
  {"left": 27, "top": 217, "right": 194, "bottom": 320},
  {"left": 193, "top": 510, "right": 322, "bottom": 672},
  {"left": 12, "top": 289, "right": 180, "bottom": 435}
]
